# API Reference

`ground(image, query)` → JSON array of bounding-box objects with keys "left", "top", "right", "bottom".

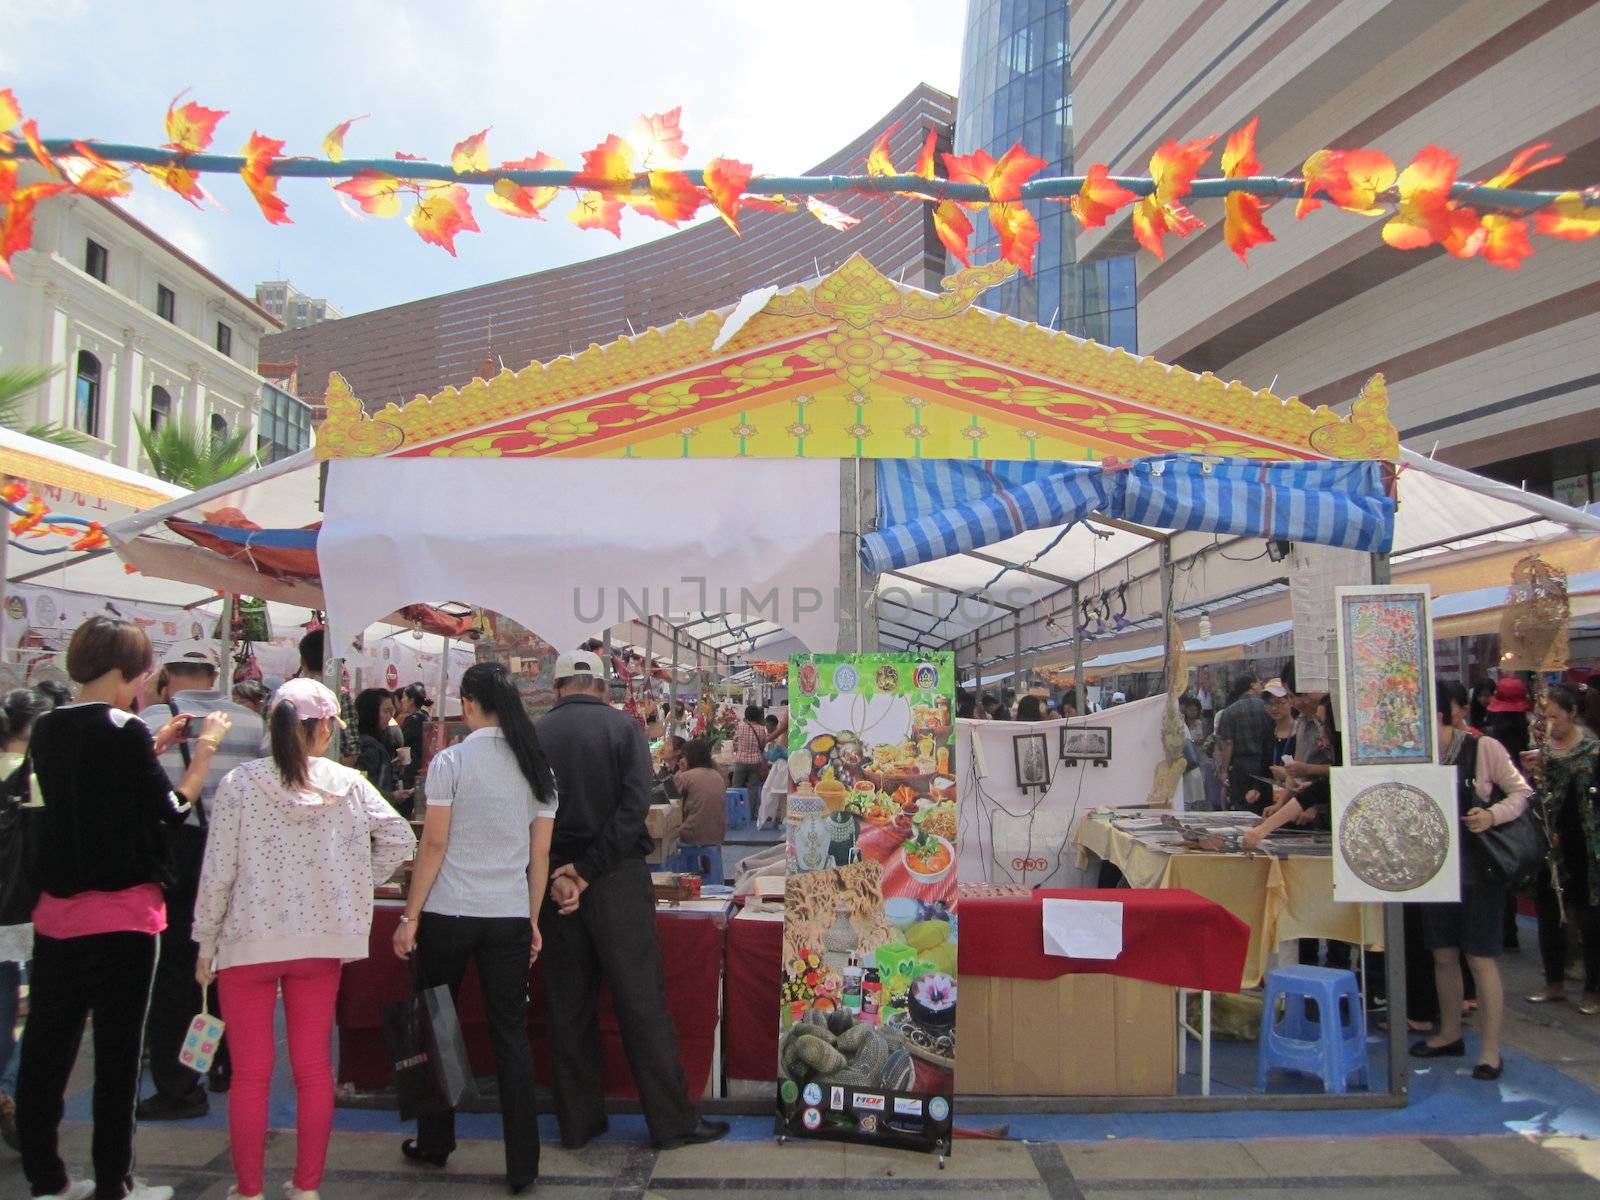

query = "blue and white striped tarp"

[{"left": 861, "top": 456, "right": 1394, "bottom": 573}]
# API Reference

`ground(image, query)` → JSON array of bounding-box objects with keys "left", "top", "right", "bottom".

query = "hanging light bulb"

[{"left": 1198, "top": 611, "right": 1213, "bottom": 641}]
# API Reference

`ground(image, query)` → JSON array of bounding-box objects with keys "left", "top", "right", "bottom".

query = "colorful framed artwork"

[{"left": 1334, "top": 585, "right": 1437, "bottom": 768}]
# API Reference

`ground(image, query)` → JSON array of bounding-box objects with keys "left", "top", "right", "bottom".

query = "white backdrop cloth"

[
  {"left": 321, "top": 458, "right": 843, "bottom": 657},
  {"left": 954, "top": 696, "right": 1177, "bottom": 889}
]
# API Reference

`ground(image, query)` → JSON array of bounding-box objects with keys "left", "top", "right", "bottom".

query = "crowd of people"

[{"left": 0, "top": 622, "right": 727, "bottom": 1200}]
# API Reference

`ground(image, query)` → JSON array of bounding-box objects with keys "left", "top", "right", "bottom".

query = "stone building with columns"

[{"left": 0, "top": 173, "right": 312, "bottom": 472}]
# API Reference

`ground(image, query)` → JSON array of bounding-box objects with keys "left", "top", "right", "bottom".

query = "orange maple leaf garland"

[{"left": 1219, "top": 119, "right": 1273, "bottom": 263}]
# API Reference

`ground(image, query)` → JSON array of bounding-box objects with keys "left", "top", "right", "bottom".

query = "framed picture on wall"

[
  {"left": 1060, "top": 725, "right": 1113, "bottom": 765},
  {"left": 1013, "top": 731, "right": 1051, "bottom": 790},
  {"left": 1334, "top": 585, "right": 1437, "bottom": 768}
]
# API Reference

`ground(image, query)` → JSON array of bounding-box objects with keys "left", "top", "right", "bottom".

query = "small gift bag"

[{"left": 180, "top": 994, "right": 226, "bottom": 1076}]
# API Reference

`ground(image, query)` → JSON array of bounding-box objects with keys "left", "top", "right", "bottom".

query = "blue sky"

[{"left": 1, "top": 0, "right": 965, "bottom": 315}]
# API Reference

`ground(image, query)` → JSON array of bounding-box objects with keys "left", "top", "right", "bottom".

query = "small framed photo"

[
  {"left": 1013, "top": 731, "right": 1051, "bottom": 790},
  {"left": 1060, "top": 725, "right": 1113, "bottom": 767}
]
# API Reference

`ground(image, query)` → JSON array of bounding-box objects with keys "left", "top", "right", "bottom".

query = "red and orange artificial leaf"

[
  {"left": 867, "top": 123, "right": 900, "bottom": 177},
  {"left": 932, "top": 200, "right": 974, "bottom": 267},
  {"left": 628, "top": 170, "right": 703, "bottom": 225},
  {"left": 629, "top": 108, "right": 688, "bottom": 170},
  {"left": 569, "top": 190, "right": 625, "bottom": 237},
  {"left": 321, "top": 115, "right": 367, "bottom": 163},
  {"left": 1382, "top": 145, "right": 1460, "bottom": 250},
  {"left": 0, "top": 160, "right": 16, "bottom": 205},
  {"left": 1480, "top": 214, "right": 1531, "bottom": 269},
  {"left": 1534, "top": 191, "right": 1600, "bottom": 240},
  {"left": 21, "top": 119, "right": 59, "bottom": 176},
  {"left": 914, "top": 128, "right": 937, "bottom": 180},
  {"left": 1068, "top": 162, "right": 1137, "bottom": 228},
  {"left": 1131, "top": 136, "right": 1216, "bottom": 258},
  {"left": 943, "top": 142, "right": 1048, "bottom": 202},
  {"left": 0, "top": 89, "right": 19, "bottom": 133},
  {"left": 406, "top": 183, "right": 478, "bottom": 255},
  {"left": 704, "top": 156, "right": 754, "bottom": 232},
  {"left": 806, "top": 197, "right": 860, "bottom": 231},
  {"left": 142, "top": 164, "right": 206, "bottom": 207},
  {"left": 989, "top": 201, "right": 1040, "bottom": 274},
  {"left": 1485, "top": 142, "right": 1563, "bottom": 190},
  {"left": 239, "top": 132, "right": 291, "bottom": 225},
  {"left": 333, "top": 169, "right": 406, "bottom": 218},
  {"left": 575, "top": 134, "right": 637, "bottom": 194},
  {"left": 0, "top": 181, "right": 69, "bottom": 279},
  {"left": 450, "top": 128, "right": 491, "bottom": 174},
  {"left": 67, "top": 142, "right": 131, "bottom": 198},
  {"left": 1296, "top": 148, "right": 1396, "bottom": 218},
  {"left": 71, "top": 524, "right": 109, "bottom": 552},
  {"left": 164, "top": 93, "right": 227, "bottom": 153},
  {"left": 485, "top": 153, "right": 563, "bottom": 220},
  {"left": 1220, "top": 118, "right": 1273, "bottom": 262},
  {"left": 742, "top": 194, "right": 799, "bottom": 214}
]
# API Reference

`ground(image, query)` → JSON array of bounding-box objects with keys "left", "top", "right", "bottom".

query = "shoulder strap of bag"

[{"left": 176, "top": 739, "right": 207, "bottom": 828}]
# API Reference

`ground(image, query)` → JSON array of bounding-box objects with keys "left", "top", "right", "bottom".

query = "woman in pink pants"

[{"left": 193, "top": 679, "right": 416, "bottom": 1200}]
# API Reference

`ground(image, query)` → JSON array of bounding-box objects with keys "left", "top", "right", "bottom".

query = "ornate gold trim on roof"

[{"left": 314, "top": 253, "right": 1399, "bottom": 461}]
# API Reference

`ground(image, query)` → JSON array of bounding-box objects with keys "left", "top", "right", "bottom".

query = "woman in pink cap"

[{"left": 192, "top": 678, "right": 416, "bottom": 1200}]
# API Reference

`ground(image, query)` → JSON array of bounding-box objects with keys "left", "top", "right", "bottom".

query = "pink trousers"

[{"left": 217, "top": 957, "right": 342, "bottom": 1196}]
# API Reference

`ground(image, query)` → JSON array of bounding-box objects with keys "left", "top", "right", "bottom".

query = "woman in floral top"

[{"left": 1521, "top": 684, "right": 1600, "bottom": 1014}]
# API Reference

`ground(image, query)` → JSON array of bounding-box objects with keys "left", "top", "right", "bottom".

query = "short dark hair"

[
  {"left": 66, "top": 616, "right": 151, "bottom": 684},
  {"left": 765, "top": 714, "right": 780, "bottom": 730},
  {"left": 165, "top": 660, "right": 217, "bottom": 684},
  {"left": 298, "top": 628, "right": 326, "bottom": 674},
  {"left": 232, "top": 679, "right": 269, "bottom": 706},
  {"left": 35, "top": 679, "right": 72, "bottom": 708},
  {"left": 744, "top": 704, "right": 764, "bottom": 722},
  {"left": 1436, "top": 678, "right": 1469, "bottom": 722},
  {"left": 682, "top": 738, "right": 713, "bottom": 769}
]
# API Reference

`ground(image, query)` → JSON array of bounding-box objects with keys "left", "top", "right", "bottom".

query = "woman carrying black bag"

[
  {"left": 1412, "top": 679, "right": 1533, "bottom": 1081},
  {"left": 391, "top": 662, "right": 558, "bottom": 1195}
]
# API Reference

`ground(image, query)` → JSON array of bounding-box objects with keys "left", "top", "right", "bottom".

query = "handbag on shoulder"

[{"left": 1458, "top": 734, "right": 1548, "bottom": 889}]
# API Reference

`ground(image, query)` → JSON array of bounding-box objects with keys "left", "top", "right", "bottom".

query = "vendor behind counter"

[{"left": 674, "top": 738, "right": 727, "bottom": 848}]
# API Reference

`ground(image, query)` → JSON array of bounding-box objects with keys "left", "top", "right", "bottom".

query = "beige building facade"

[{"left": 1069, "top": 0, "right": 1600, "bottom": 504}]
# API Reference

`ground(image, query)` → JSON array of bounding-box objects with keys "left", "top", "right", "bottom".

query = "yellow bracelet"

[{"left": 199, "top": 735, "right": 224, "bottom": 751}]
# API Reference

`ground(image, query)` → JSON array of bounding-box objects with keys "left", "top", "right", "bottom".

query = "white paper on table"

[{"left": 1041, "top": 898, "right": 1124, "bottom": 960}]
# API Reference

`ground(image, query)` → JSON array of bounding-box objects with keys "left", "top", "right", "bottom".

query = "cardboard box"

[
  {"left": 646, "top": 801, "right": 682, "bottom": 840},
  {"left": 645, "top": 830, "right": 681, "bottom": 865},
  {"left": 956, "top": 973, "right": 1176, "bottom": 1096}
]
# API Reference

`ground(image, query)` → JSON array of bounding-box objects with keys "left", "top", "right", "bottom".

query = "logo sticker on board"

[
  {"left": 874, "top": 663, "right": 900, "bottom": 692},
  {"left": 833, "top": 663, "right": 858, "bottom": 692},
  {"left": 802, "top": 1082, "right": 822, "bottom": 1106},
  {"left": 859, "top": 1114, "right": 878, "bottom": 1133},
  {"left": 799, "top": 662, "right": 819, "bottom": 695},
  {"left": 853, "top": 1093, "right": 885, "bottom": 1112},
  {"left": 928, "top": 1096, "right": 950, "bottom": 1122},
  {"left": 913, "top": 663, "right": 938, "bottom": 691},
  {"left": 829, "top": 1085, "right": 845, "bottom": 1110},
  {"left": 802, "top": 1108, "right": 822, "bottom": 1131}
]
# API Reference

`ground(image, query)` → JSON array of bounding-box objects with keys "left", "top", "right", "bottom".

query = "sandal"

[{"left": 401, "top": 1139, "right": 449, "bottom": 1169}]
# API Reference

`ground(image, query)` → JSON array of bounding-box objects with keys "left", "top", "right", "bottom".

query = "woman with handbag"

[
  {"left": 1520, "top": 684, "right": 1600, "bottom": 1013},
  {"left": 193, "top": 678, "right": 415, "bottom": 1200},
  {"left": 1412, "top": 680, "right": 1533, "bottom": 1080},
  {"left": 391, "top": 662, "right": 558, "bottom": 1194}
]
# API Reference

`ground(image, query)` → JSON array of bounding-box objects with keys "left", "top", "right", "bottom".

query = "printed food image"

[
  {"left": 1338, "top": 780, "right": 1451, "bottom": 892},
  {"left": 902, "top": 832, "right": 954, "bottom": 884}
]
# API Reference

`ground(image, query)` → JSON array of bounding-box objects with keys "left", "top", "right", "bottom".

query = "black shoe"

[
  {"left": 1409, "top": 1038, "right": 1466, "bottom": 1058},
  {"left": 560, "top": 1119, "right": 609, "bottom": 1150},
  {"left": 401, "top": 1138, "right": 449, "bottom": 1168},
  {"left": 653, "top": 1118, "right": 730, "bottom": 1151},
  {"left": 136, "top": 1092, "right": 209, "bottom": 1121},
  {"left": 1472, "top": 1059, "right": 1504, "bottom": 1080},
  {"left": 207, "top": 1068, "right": 231, "bottom": 1095}
]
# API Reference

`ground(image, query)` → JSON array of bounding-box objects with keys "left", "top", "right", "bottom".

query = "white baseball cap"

[
  {"left": 161, "top": 640, "right": 218, "bottom": 670},
  {"left": 554, "top": 649, "right": 607, "bottom": 682}
]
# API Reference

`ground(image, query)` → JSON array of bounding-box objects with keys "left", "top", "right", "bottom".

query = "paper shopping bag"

[
  {"left": 381, "top": 972, "right": 475, "bottom": 1120},
  {"left": 180, "top": 998, "right": 225, "bottom": 1076}
]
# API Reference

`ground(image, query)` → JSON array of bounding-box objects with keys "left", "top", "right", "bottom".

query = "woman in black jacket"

[
  {"left": 17, "top": 617, "right": 228, "bottom": 1200},
  {"left": 355, "top": 688, "right": 411, "bottom": 816}
]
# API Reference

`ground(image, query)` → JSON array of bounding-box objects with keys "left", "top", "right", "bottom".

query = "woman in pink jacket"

[{"left": 193, "top": 679, "right": 416, "bottom": 1200}]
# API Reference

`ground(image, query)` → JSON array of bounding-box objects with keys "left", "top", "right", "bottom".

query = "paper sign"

[{"left": 1041, "top": 898, "right": 1124, "bottom": 960}]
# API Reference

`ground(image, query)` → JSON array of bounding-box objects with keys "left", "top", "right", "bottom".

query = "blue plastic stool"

[
  {"left": 666, "top": 844, "right": 724, "bottom": 885},
  {"left": 725, "top": 788, "right": 751, "bottom": 830},
  {"left": 1256, "top": 964, "right": 1369, "bottom": 1094}
]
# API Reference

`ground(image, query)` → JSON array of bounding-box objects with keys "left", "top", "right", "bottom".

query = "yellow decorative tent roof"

[{"left": 314, "top": 255, "right": 1398, "bottom": 462}]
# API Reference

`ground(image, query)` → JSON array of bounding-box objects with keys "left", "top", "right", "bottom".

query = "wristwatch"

[{"left": 398, "top": 915, "right": 415, "bottom": 924}]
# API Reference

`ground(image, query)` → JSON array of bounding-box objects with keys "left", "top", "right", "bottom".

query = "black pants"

[
  {"left": 414, "top": 912, "right": 540, "bottom": 1188},
  {"left": 146, "top": 835, "right": 228, "bottom": 1101},
  {"left": 542, "top": 857, "right": 697, "bottom": 1146},
  {"left": 1402, "top": 903, "right": 1439, "bottom": 1024},
  {"left": 18, "top": 930, "right": 158, "bottom": 1200},
  {"left": 1536, "top": 805, "right": 1600, "bottom": 991}
]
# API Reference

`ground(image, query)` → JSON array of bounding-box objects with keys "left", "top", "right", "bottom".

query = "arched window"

[
  {"left": 74, "top": 351, "right": 101, "bottom": 436},
  {"left": 150, "top": 385, "right": 171, "bottom": 432},
  {"left": 210, "top": 412, "right": 228, "bottom": 441}
]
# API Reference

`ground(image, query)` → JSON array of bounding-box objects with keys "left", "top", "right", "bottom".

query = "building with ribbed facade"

[
  {"left": 954, "top": 0, "right": 1137, "bottom": 349},
  {"left": 264, "top": 86, "right": 956, "bottom": 408},
  {"left": 1068, "top": 0, "right": 1600, "bottom": 502}
]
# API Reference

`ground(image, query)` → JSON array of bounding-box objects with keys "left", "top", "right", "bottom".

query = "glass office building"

[{"left": 954, "top": 0, "right": 1136, "bottom": 349}]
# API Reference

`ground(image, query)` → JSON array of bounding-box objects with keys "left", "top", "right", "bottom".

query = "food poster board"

[
  {"left": 1334, "top": 586, "right": 1437, "bottom": 768},
  {"left": 778, "top": 653, "right": 957, "bottom": 1155},
  {"left": 476, "top": 611, "right": 560, "bottom": 719}
]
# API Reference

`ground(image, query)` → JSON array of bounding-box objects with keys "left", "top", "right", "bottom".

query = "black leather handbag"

[{"left": 1459, "top": 735, "right": 1548, "bottom": 889}]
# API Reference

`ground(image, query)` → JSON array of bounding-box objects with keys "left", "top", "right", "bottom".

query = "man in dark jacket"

[{"left": 538, "top": 649, "right": 727, "bottom": 1152}]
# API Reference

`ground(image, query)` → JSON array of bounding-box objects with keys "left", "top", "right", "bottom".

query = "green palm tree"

[
  {"left": 0, "top": 365, "right": 90, "bottom": 449},
  {"left": 135, "top": 414, "right": 257, "bottom": 489}
]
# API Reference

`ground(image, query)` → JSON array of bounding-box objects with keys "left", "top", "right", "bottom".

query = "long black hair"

[
  {"left": 400, "top": 682, "right": 431, "bottom": 712},
  {"left": 269, "top": 701, "right": 321, "bottom": 791},
  {"left": 354, "top": 687, "right": 391, "bottom": 741},
  {"left": 1436, "top": 678, "right": 1469, "bottom": 723},
  {"left": 460, "top": 662, "right": 554, "bottom": 803},
  {"left": 0, "top": 687, "right": 52, "bottom": 747}
]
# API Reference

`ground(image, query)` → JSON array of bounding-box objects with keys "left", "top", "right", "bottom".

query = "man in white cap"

[
  {"left": 537, "top": 649, "right": 729, "bottom": 1152},
  {"left": 136, "top": 640, "right": 264, "bottom": 1120}
]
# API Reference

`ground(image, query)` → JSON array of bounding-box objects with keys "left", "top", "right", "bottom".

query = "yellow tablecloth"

[{"left": 1073, "top": 816, "right": 1384, "bottom": 989}]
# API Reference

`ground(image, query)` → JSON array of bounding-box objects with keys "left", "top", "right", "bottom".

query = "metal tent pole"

[
  {"left": 1072, "top": 582, "right": 1084, "bottom": 714},
  {"left": 217, "top": 593, "right": 235, "bottom": 690},
  {"left": 437, "top": 636, "right": 451, "bottom": 717},
  {"left": 1012, "top": 616, "right": 1023, "bottom": 697},
  {"left": 1372, "top": 550, "right": 1408, "bottom": 1101}
]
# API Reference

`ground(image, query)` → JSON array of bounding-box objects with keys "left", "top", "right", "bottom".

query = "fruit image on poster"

[{"left": 778, "top": 653, "right": 957, "bottom": 1155}]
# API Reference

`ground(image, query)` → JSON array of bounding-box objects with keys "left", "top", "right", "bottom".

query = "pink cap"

[{"left": 275, "top": 678, "right": 343, "bottom": 725}]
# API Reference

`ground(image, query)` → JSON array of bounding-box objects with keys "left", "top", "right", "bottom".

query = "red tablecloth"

[
  {"left": 338, "top": 906, "right": 723, "bottom": 1099},
  {"left": 957, "top": 888, "right": 1249, "bottom": 993},
  {"left": 723, "top": 914, "right": 783, "bottom": 1082}
]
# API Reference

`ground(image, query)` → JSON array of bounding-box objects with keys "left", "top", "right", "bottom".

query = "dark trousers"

[
  {"left": 1403, "top": 903, "right": 1439, "bottom": 1024},
  {"left": 146, "top": 825, "right": 227, "bottom": 1102},
  {"left": 542, "top": 857, "right": 697, "bottom": 1146},
  {"left": 1536, "top": 812, "right": 1600, "bottom": 992},
  {"left": 414, "top": 912, "right": 540, "bottom": 1188},
  {"left": 18, "top": 931, "right": 158, "bottom": 1200}
]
